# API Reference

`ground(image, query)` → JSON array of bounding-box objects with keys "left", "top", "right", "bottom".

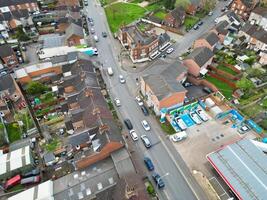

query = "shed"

[
  {"left": 210, "top": 106, "right": 223, "bottom": 117},
  {"left": 205, "top": 98, "right": 215, "bottom": 108}
]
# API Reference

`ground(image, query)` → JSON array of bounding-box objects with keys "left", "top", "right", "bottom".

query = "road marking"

[{"left": 155, "top": 130, "right": 201, "bottom": 200}]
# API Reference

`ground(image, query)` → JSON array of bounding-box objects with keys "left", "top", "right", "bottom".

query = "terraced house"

[
  {"left": 230, "top": 0, "right": 259, "bottom": 19},
  {"left": 0, "top": 0, "right": 39, "bottom": 13}
]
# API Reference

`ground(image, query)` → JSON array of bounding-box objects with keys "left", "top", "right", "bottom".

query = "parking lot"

[{"left": 172, "top": 113, "right": 256, "bottom": 175}]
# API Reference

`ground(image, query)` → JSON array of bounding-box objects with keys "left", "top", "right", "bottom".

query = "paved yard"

[
  {"left": 151, "top": 27, "right": 183, "bottom": 41},
  {"left": 171, "top": 112, "right": 256, "bottom": 176}
]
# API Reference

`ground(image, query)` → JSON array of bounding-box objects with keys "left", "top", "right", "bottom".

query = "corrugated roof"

[{"left": 207, "top": 139, "right": 267, "bottom": 200}]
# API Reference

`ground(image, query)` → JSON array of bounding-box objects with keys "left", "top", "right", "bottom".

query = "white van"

[
  {"left": 107, "top": 67, "right": 113, "bottom": 76},
  {"left": 94, "top": 35, "right": 99, "bottom": 42},
  {"left": 170, "top": 131, "right": 187, "bottom": 142}
]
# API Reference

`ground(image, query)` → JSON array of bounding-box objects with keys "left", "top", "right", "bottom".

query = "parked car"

[
  {"left": 170, "top": 131, "right": 187, "bottom": 142},
  {"left": 152, "top": 173, "right": 165, "bottom": 189},
  {"left": 107, "top": 67, "right": 113, "bottom": 76},
  {"left": 141, "top": 135, "right": 152, "bottom": 148},
  {"left": 144, "top": 157, "right": 154, "bottom": 171},
  {"left": 196, "top": 109, "right": 209, "bottom": 122},
  {"left": 102, "top": 32, "right": 107, "bottom": 37},
  {"left": 119, "top": 75, "right": 126, "bottom": 83},
  {"left": 93, "top": 35, "right": 99, "bottom": 42},
  {"left": 88, "top": 17, "right": 93, "bottom": 22},
  {"left": 175, "top": 117, "right": 187, "bottom": 130},
  {"left": 238, "top": 125, "right": 250, "bottom": 134},
  {"left": 166, "top": 48, "right": 174, "bottom": 54},
  {"left": 124, "top": 119, "right": 133, "bottom": 130},
  {"left": 190, "top": 112, "right": 202, "bottom": 125},
  {"left": 22, "top": 169, "right": 40, "bottom": 178},
  {"left": 129, "top": 130, "right": 138, "bottom": 141},
  {"left": 198, "top": 21, "right": 203, "bottom": 26},
  {"left": 90, "top": 21, "right": 94, "bottom": 26},
  {"left": 135, "top": 96, "right": 143, "bottom": 106},
  {"left": 193, "top": 25, "right": 199, "bottom": 30},
  {"left": 21, "top": 175, "right": 41, "bottom": 185},
  {"left": 90, "top": 28, "right": 95, "bottom": 34},
  {"left": 141, "top": 105, "right": 149, "bottom": 116},
  {"left": 208, "top": 11, "right": 213, "bottom": 16},
  {"left": 203, "top": 87, "right": 212, "bottom": 94},
  {"left": 18, "top": 57, "right": 23, "bottom": 64},
  {"left": 183, "top": 82, "right": 192, "bottom": 87},
  {"left": 161, "top": 54, "right": 166, "bottom": 58},
  {"left": 141, "top": 120, "right": 150, "bottom": 131},
  {"left": 114, "top": 98, "right": 121, "bottom": 107},
  {"left": 221, "top": 7, "right": 226, "bottom": 12}
]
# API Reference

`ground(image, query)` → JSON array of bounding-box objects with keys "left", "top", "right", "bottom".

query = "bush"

[
  {"left": 147, "top": 184, "right": 156, "bottom": 196},
  {"left": 244, "top": 57, "right": 255, "bottom": 65},
  {"left": 26, "top": 81, "right": 49, "bottom": 95}
]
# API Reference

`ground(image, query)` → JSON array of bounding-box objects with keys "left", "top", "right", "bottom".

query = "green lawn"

[
  {"left": 105, "top": 3, "right": 146, "bottom": 33},
  {"left": 217, "top": 65, "right": 238, "bottom": 76},
  {"left": 184, "top": 16, "right": 199, "bottom": 30},
  {"left": 145, "top": 2, "right": 163, "bottom": 12},
  {"left": 153, "top": 10, "right": 167, "bottom": 20},
  {"left": 45, "top": 139, "right": 60, "bottom": 152},
  {"left": 240, "top": 104, "right": 263, "bottom": 118},
  {"left": 6, "top": 122, "right": 21, "bottom": 143},
  {"left": 205, "top": 76, "right": 234, "bottom": 99}
]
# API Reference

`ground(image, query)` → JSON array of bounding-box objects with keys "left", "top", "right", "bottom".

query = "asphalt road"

[{"left": 83, "top": 1, "right": 229, "bottom": 199}]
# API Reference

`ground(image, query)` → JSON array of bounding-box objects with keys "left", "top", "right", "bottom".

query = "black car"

[
  {"left": 203, "top": 87, "right": 212, "bottom": 94},
  {"left": 152, "top": 173, "right": 165, "bottom": 189},
  {"left": 88, "top": 17, "right": 93, "bottom": 22},
  {"left": 141, "top": 105, "right": 149, "bottom": 116},
  {"left": 102, "top": 32, "right": 107, "bottom": 37},
  {"left": 22, "top": 169, "right": 40, "bottom": 178},
  {"left": 198, "top": 21, "right": 203, "bottom": 26},
  {"left": 124, "top": 119, "right": 133, "bottom": 130}
]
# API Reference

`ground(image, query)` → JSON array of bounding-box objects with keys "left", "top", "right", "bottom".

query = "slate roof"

[
  {"left": 186, "top": 47, "right": 214, "bottom": 67},
  {"left": 170, "top": 7, "right": 185, "bottom": 21},
  {"left": 142, "top": 62, "right": 187, "bottom": 101},
  {"left": 0, "top": 0, "right": 37, "bottom": 7},
  {"left": 68, "top": 127, "right": 99, "bottom": 147},
  {"left": 226, "top": 10, "right": 241, "bottom": 23},
  {"left": 65, "top": 23, "right": 84, "bottom": 40},
  {"left": 199, "top": 32, "right": 219, "bottom": 46},
  {"left": 158, "top": 33, "right": 170, "bottom": 46},
  {"left": 252, "top": 7, "right": 267, "bottom": 17},
  {"left": 0, "top": 44, "right": 14, "bottom": 58},
  {"left": 241, "top": 22, "right": 267, "bottom": 44},
  {"left": 207, "top": 139, "right": 267, "bottom": 200},
  {"left": 121, "top": 25, "right": 157, "bottom": 46},
  {"left": 214, "top": 20, "right": 229, "bottom": 35},
  {"left": 0, "top": 74, "right": 16, "bottom": 94}
]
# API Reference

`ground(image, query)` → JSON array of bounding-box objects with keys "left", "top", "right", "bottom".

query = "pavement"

[{"left": 83, "top": 0, "right": 230, "bottom": 199}]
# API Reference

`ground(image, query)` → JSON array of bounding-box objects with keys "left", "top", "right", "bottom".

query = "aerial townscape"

[{"left": 0, "top": 0, "right": 267, "bottom": 199}]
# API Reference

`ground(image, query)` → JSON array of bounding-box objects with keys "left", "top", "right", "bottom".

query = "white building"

[{"left": 249, "top": 7, "right": 267, "bottom": 30}]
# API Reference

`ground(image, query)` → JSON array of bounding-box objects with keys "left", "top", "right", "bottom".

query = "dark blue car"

[
  {"left": 152, "top": 173, "right": 165, "bottom": 189},
  {"left": 144, "top": 157, "right": 154, "bottom": 171}
]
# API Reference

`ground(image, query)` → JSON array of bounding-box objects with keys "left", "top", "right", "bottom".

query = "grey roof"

[
  {"left": 42, "top": 34, "right": 65, "bottom": 48},
  {"left": 226, "top": 10, "right": 241, "bottom": 23},
  {"left": 239, "top": 0, "right": 257, "bottom": 7},
  {"left": 65, "top": 23, "right": 84, "bottom": 40},
  {"left": 0, "top": 74, "right": 16, "bottom": 94},
  {"left": 158, "top": 33, "right": 170, "bottom": 46},
  {"left": 68, "top": 127, "right": 99, "bottom": 147},
  {"left": 121, "top": 25, "right": 157, "bottom": 46},
  {"left": 43, "top": 152, "right": 56, "bottom": 164},
  {"left": 170, "top": 6, "right": 185, "bottom": 21},
  {"left": 0, "top": 0, "right": 37, "bottom": 7},
  {"left": 207, "top": 139, "right": 267, "bottom": 200},
  {"left": 214, "top": 20, "right": 229, "bottom": 35},
  {"left": 252, "top": 7, "right": 267, "bottom": 17},
  {"left": 186, "top": 47, "right": 214, "bottom": 67},
  {"left": 200, "top": 32, "right": 219, "bottom": 46},
  {"left": 0, "top": 44, "right": 14, "bottom": 58},
  {"left": 241, "top": 22, "right": 267, "bottom": 44},
  {"left": 53, "top": 157, "right": 119, "bottom": 200}
]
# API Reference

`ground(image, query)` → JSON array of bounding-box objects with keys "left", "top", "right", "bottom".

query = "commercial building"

[{"left": 207, "top": 139, "right": 267, "bottom": 200}]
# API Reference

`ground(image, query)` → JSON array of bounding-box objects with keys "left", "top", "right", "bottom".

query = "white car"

[
  {"left": 129, "top": 130, "right": 138, "bottom": 141},
  {"left": 135, "top": 96, "right": 143, "bottom": 106},
  {"left": 175, "top": 117, "right": 187, "bottom": 130},
  {"left": 196, "top": 109, "right": 209, "bottom": 122},
  {"left": 119, "top": 75, "right": 126, "bottom": 83},
  {"left": 208, "top": 11, "right": 213, "bottom": 16},
  {"left": 166, "top": 48, "right": 174, "bottom": 54},
  {"left": 170, "top": 131, "right": 187, "bottom": 142},
  {"left": 190, "top": 112, "right": 202, "bottom": 125},
  {"left": 114, "top": 98, "right": 121, "bottom": 107},
  {"left": 141, "top": 120, "right": 150, "bottom": 131}
]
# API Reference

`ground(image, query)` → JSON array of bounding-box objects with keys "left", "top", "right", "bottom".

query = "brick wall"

[
  {"left": 208, "top": 72, "right": 236, "bottom": 88},
  {"left": 187, "top": 76, "right": 219, "bottom": 92}
]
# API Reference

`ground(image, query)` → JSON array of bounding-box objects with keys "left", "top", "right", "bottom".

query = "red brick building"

[
  {"left": 164, "top": 7, "right": 185, "bottom": 28},
  {"left": 0, "top": 0, "right": 39, "bottom": 13},
  {"left": 230, "top": 0, "right": 259, "bottom": 19},
  {"left": 0, "top": 44, "right": 18, "bottom": 69}
]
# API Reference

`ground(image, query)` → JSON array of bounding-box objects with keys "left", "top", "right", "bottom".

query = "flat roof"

[
  {"left": 8, "top": 180, "right": 54, "bottom": 200},
  {"left": 207, "top": 139, "right": 267, "bottom": 200},
  {"left": 14, "top": 62, "right": 54, "bottom": 78},
  {"left": 0, "top": 145, "right": 32, "bottom": 175}
]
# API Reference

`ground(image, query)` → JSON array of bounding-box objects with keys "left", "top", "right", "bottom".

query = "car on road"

[
  {"left": 152, "top": 173, "right": 165, "bottom": 189},
  {"left": 141, "top": 105, "right": 149, "bottom": 116},
  {"left": 198, "top": 21, "right": 203, "bottom": 26},
  {"left": 135, "top": 96, "right": 143, "bottom": 106},
  {"left": 90, "top": 28, "right": 95, "bottom": 34},
  {"left": 124, "top": 119, "right": 133, "bottom": 130},
  {"left": 193, "top": 24, "right": 199, "bottom": 30},
  {"left": 196, "top": 109, "right": 209, "bottom": 122},
  {"left": 190, "top": 112, "right": 202, "bottom": 125},
  {"left": 170, "top": 131, "right": 187, "bottom": 142},
  {"left": 88, "top": 17, "right": 93, "bottom": 22},
  {"left": 129, "top": 130, "right": 138, "bottom": 141},
  {"left": 166, "top": 48, "right": 174, "bottom": 54},
  {"left": 119, "top": 75, "right": 126, "bottom": 83},
  {"left": 102, "top": 32, "right": 107, "bottom": 37},
  {"left": 141, "top": 120, "right": 150, "bottom": 131},
  {"left": 161, "top": 54, "right": 166, "bottom": 58},
  {"left": 107, "top": 67, "right": 113, "bottom": 76},
  {"left": 208, "top": 11, "right": 213, "bottom": 16},
  {"left": 183, "top": 82, "right": 192, "bottom": 87},
  {"left": 114, "top": 98, "right": 121, "bottom": 107},
  {"left": 221, "top": 7, "right": 226, "bottom": 12},
  {"left": 175, "top": 117, "right": 187, "bottom": 130},
  {"left": 93, "top": 35, "right": 99, "bottom": 42},
  {"left": 90, "top": 21, "right": 94, "bottom": 26},
  {"left": 141, "top": 135, "right": 151, "bottom": 148},
  {"left": 144, "top": 157, "right": 154, "bottom": 171}
]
